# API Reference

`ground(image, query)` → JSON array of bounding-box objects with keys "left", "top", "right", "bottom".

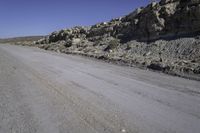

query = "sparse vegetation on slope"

[{"left": 15, "top": 0, "right": 200, "bottom": 79}]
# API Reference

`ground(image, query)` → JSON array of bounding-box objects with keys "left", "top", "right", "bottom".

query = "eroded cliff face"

[
  {"left": 38, "top": 0, "right": 200, "bottom": 43},
  {"left": 116, "top": 0, "right": 200, "bottom": 41},
  {"left": 35, "top": 0, "right": 200, "bottom": 80}
]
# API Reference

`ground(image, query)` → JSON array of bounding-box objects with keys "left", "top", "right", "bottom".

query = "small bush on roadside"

[{"left": 104, "top": 39, "right": 119, "bottom": 51}]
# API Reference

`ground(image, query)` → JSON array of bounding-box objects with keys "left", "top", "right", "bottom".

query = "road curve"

[{"left": 0, "top": 44, "right": 200, "bottom": 133}]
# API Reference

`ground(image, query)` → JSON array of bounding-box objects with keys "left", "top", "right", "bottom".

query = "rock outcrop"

[
  {"left": 38, "top": 0, "right": 200, "bottom": 42},
  {"left": 34, "top": 0, "right": 200, "bottom": 80},
  {"left": 117, "top": 0, "right": 200, "bottom": 41}
]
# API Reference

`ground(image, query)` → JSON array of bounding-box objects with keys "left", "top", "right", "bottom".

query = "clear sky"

[{"left": 0, "top": 0, "right": 149, "bottom": 38}]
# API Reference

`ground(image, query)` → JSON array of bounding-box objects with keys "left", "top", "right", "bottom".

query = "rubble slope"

[{"left": 35, "top": 0, "right": 200, "bottom": 80}]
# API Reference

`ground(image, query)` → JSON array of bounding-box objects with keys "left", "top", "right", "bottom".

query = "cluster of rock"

[
  {"left": 118, "top": 0, "right": 200, "bottom": 41},
  {"left": 35, "top": 0, "right": 200, "bottom": 80}
]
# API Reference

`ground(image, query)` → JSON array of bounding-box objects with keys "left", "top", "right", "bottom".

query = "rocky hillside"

[{"left": 35, "top": 0, "right": 200, "bottom": 80}]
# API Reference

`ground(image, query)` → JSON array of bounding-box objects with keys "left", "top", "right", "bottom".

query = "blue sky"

[{"left": 0, "top": 0, "right": 149, "bottom": 38}]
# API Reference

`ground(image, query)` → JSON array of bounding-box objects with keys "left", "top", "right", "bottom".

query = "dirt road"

[{"left": 0, "top": 44, "right": 200, "bottom": 133}]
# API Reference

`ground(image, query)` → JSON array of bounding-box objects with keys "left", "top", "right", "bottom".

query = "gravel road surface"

[{"left": 0, "top": 44, "right": 200, "bottom": 133}]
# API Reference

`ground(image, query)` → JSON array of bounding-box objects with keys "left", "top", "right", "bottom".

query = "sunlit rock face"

[{"left": 35, "top": 0, "right": 200, "bottom": 79}]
